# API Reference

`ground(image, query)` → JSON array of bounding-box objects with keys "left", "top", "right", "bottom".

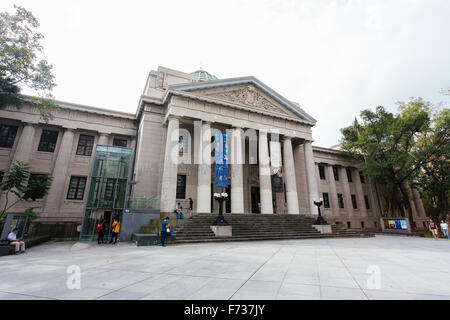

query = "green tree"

[
  {"left": 340, "top": 98, "right": 447, "bottom": 228},
  {"left": 0, "top": 5, "right": 57, "bottom": 121},
  {"left": 414, "top": 108, "right": 450, "bottom": 221},
  {"left": 0, "top": 160, "right": 52, "bottom": 220}
]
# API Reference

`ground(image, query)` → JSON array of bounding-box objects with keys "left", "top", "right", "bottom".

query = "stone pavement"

[{"left": 0, "top": 235, "right": 449, "bottom": 300}]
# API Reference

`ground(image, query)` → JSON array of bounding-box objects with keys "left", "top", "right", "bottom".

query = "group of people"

[
  {"left": 428, "top": 218, "right": 449, "bottom": 240},
  {"left": 175, "top": 198, "right": 194, "bottom": 220},
  {"left": 95, "top": 218, "right": 121, "bottom": 245}
]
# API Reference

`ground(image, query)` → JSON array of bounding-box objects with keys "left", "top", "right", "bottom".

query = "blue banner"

[{"left": 215, "top": 130, "right": 228, "bottom": 188}]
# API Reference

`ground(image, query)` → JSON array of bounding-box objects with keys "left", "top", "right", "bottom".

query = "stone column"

[
  {"left": 354, "top": 167, "right": 368, "bottom": 216},
  {"left": 160, "top": 116, "right": 180, "bottom": 213},
  {"left": 282, "top": 137, "right": 299, "bottom": 214},
  {"left": 258, "top": 130, "right": 273, "bottom": 214},
  {"left": 197, "top": 121, "right": 212, "bottom": 213},
  {"left": 293, "top": 143, "right": 309, "bottom": 215},
  {"left": 304, "top": 140, "right": 319, "bottom": 216},
  {"left": 340, "top": 166, "right": 354, "bottom": 216},
  {"left": 326, "top": 165, "right": 339, "bottom": 214},
  {"left": 12, "top": 123, "right": 37, "bottom": 163},
  {"left": 97, "top": 132, "right": 109, "bottom": 146},
  {"left": 44, "top": 128, "right": 75, "bottom": 215},
  {"left": 231, "top": 127, "right": 244, "bottom": 214},
  {"left": 413, "top": 188, "right": 426, "bottom": 218}
]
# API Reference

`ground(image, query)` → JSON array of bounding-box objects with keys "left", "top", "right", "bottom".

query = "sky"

[{"left": 2, "top": 0, "right": 449, "bottom": 147}]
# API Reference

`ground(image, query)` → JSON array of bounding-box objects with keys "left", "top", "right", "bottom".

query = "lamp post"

[
  {"left": 313, "top": 198, "right": 328, "bottom": 225},
  {"left": 213, "top": 191, "right": 229, "bottom": 225}
]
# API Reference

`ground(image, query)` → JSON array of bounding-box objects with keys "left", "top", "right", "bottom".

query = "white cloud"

[{"left": 1, "top": 0, "right": 449, "bottom": 147}]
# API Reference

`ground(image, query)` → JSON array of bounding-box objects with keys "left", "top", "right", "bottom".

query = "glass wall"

[{"left": 79, "top": 145, "right": 132, "bottom": 241}]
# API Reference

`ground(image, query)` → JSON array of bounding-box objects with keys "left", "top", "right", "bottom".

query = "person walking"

[
  {"left": 7, "top": 228, "right": 25, "bottom": 255},
  {"left": 161, "top": 217, "right": 170, "bottom": 247},
  {"left": 109, "top": 218, "right": 120, "bottom": 244},
  {"left": 176, "top": 202, "right": 184, "bottom": 219},
  {"left": 188, "top": 197, "right": 194, "bottom": 219},
  {"left": 429, "top": 218, "right": 439, "bottom": 240},
  {"left": 96, "top": 220, "right": 105, "bottom": 244},
  {"left": 440, "top": 220, "right": 449, "bottom": 240}
]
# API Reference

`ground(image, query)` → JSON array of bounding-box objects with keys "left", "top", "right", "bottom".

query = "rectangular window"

[
  {"left": 319, "top": 165, "right": 326, "bottom": 180},
  {"left": 323, "top": 193, "right": 330, "bottom": 208},
  {"left": 0, "top": 171, "right": 3, "bottom": 183},
  {"left": 66, "top": 176, "right": 87, "bottom": 200},
  {"left": 176, "top": 174, "right": 186, "bottom": 199},
  {"left": 361, "top": 221, "right": 365, "bottom": 229},
  {"left": 333, "top": 166, "right": 339, "bottom": 181},
  {"left": 0, "top": 125, "right": 18, "bottom": 148},
  {"left": 364, "top": 195, "right": 370, "bottom": 209},
  {"left": 113, "top": 138, "right": 127, "bottom": 147},
  {"left": 359, "top": 171, "right": 365, "bottom": 183},
  {"left": 76, "top": 135, "right": 95, "bottom": 156},
  {"left": 38, "top": 130, "right": 58, "bottom": 152},
  {"left": 338, "top": 193, "right": 344, "bottom": 208},
  {"left": 27, "top": 174, "right": 47, "bottom": 199},
  {"left": 346, "top": 168, "right": 353, "bottom": 182},
  {"left": 351, "top": 194, "right": 358, "bottom": 209},
  {"left": 104, "top": 178, "right": 116, "bottom": 200}
]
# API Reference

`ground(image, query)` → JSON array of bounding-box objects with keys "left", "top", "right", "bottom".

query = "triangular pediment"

[
  {"left": 169, "top": 77, "right": 316, "bottom": 124},
  {"left": 191, "top": 84, "right": 298, "bottom": 117}
]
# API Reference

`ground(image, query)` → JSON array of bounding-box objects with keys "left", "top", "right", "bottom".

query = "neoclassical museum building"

[{"left": 0, "top": 66, "right": 429, "bottom": 240}]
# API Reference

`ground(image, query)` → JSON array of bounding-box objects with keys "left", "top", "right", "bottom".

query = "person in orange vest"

[{"left": 110, "top": 218, "right": 120, "bottom": 244}]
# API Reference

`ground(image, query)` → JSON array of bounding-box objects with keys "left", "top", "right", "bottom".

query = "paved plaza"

[{"left": 0, "top": 235, "right": 449, "bottom": 300}]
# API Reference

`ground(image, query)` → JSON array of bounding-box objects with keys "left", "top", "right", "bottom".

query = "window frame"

[
  {"left": 337, "top": 193, "right": 344, "bottom": 208},
  {"left": 76, "top": 134, "right": 95, "bottom": 156},
  {"left": 323, "top": 193, "right": 330, "bottom": 208},
  {"left": 333, "top": 166, "right": 339, "bottom": 181},
  {"left": 112, "top": 138, "right": 127, "bottom": 147},
  {"left": 37, "top": 129, "right": 59, "bottom": 153},
  {"left": 346, "top": 168, "right": 353, "bottom": 182},
  {"left": 66, "top": 176, "right": 87, "bottom": 200},
  {"left": 0, "top": 124, "right": 18, "bottom": 149},
  {"left": 319, "top": 165, "right": 326, "bottom": 180},
  {"left": 351, "top": 194, "right": 358, "bottom": 209}
]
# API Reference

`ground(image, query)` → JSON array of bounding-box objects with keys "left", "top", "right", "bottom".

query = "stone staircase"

[{"left": 168, "top": 214, "right": 367, "bottom": 244}]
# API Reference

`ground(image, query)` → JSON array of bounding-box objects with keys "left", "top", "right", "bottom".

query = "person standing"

[
  {"left": 96, "top": 221, "right": 105, "bottom": 244},
  {"left": 161, "top": 217, "right": 170, "bottom": 247},
  {"left": 440, "top": 220, "right": 449, "bottom": 240},
  {"left": 110, "top": 218, "right": 120, "bottom": 244},
  {"left": 429, "top": 218, "right": 439, "bottom": 240},
  {"left": 7, "top": 228, "right": 25, "bottom": 255},
  {"left": 188, "top": 197, "right": 194, "bottom": 219}
]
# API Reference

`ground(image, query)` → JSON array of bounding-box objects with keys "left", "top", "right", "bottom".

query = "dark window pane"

[
  {"left": 364, "top": 195, "right": 370, "bottom": 209},
  {"left": 346, "top": 168, "right": 353, "bottom": 182},
  {"left": 319, "top": 166, "right": 326, "bottom": 180},
  {"left": 66, "top": 176, "right": 87, "bottom": 200},
  {"left": 338, "top": 193, "right": 344, "bottom": 208},
  {"left": 176, "top": 175, "right": 186, "bottom": 199},
  {"left": 113, "top": 139, "right": 127, "bottom": 147},
  {"left": 0, "top": 125, "right": 18, "bottom": 148},
  {"left": 76, "top": 135, "right": 95, "bottom": 156},
  {"left": 333, "top": 167, "right": 339, "bottom": 181},
  {"left": 323, "top": 193, "right": 330, "bottom": 208},
  {"left": 359, "top": 171, "right": 365, "bottom": 183},
  {"left": 38, "top": 130, "right": 58, "bottom": 152},
  {"left": 351, "top": 194, "right": 357, "bottom": 209}
]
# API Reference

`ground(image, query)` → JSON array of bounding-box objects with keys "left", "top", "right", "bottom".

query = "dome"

[{"left": 190, "top": 69, "right": 218, "bottom": 82}]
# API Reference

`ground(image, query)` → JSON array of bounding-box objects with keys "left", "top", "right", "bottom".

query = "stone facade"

[{"left": 0, "top": 66, "right": 429, "bottom": 238}]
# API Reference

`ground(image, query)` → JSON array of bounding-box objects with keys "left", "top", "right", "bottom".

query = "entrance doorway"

[{"left": 251, "top": 186, "right": 260, "bottom": 213}]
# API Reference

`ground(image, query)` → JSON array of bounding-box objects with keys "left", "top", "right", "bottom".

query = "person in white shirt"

[
  {"left": 440, "top": 220, "right": 449, "bottom": 240},
  {"left": 7, "top": 228, "right": 25, "bottom": 254}
]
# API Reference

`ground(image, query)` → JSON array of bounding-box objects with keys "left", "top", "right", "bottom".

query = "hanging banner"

[
  {"left": 270, "top": 141, "right": 284, "bottom": 193},
  {"left": 215, "top": 130, "right": 228, "bottom": 188}
]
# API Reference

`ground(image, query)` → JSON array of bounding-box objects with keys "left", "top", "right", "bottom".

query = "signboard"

[
  {"left": 381, "top": 217, "right": 411, "bottom": 233},
  {"left": 215, "top": 130, "right": 228, "bottom": 188}
]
